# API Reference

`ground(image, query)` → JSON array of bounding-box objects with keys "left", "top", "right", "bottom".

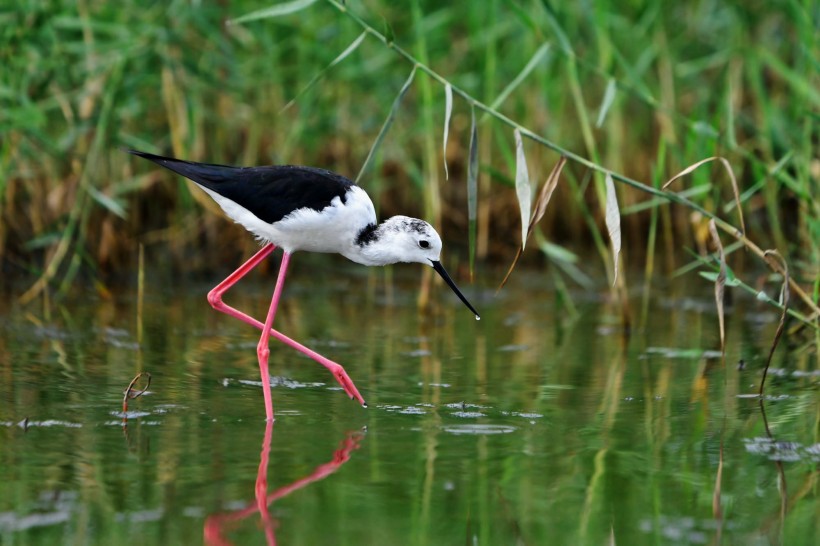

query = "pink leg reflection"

[{"left": 203, "top": 422, "right": 365, "bottom": 546}]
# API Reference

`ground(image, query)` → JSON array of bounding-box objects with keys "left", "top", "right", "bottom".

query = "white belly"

[{"left": 201, "top": 185, "right": 377, "bottom": 255}]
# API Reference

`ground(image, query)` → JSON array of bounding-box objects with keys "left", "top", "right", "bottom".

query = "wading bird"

[{"left": 128, "top": 150, "right": 479, "bottom": 421}]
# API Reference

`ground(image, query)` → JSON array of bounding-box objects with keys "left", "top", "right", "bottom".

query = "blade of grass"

[
  {"left": 87, "top": 185, "right": 126, "bottom": 219},
  {"left": 485, "top": 43, "right": 551, "bottom": 116},
  {"left": 537, "top": 234, "right": 595, "bottom": 290},
  {"left": 356, "top": 67, "right": 416, "bottom": 183},
  {"left": 442, "top": 83, "right": 452, "bottom": 180},
  {"left": 536, "top": 0, "right": 573, "bottom": 55},
  {"left": 280, "top": 31, "right": 367, "bottom": 112},
  {"left": 605, "top": 172, "right": 621, "bottom": 285},
  {"left": 230, "top": 0, "right": 319, "bottom": 25},
  {"left": 595, "top": 78, "right": 617, "bottom": 128},
  {"left": 514, "top": 128, "right": 531, "bottom": 249},
  {"left": 757, "top": 47, "right": 820, "bottom": 107}
]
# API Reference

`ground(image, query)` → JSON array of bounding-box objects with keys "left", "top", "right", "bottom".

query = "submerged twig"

[{"left": 123, "top": 372, "right": 152, "bottom": 413}]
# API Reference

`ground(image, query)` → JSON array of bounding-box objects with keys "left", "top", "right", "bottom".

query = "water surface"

[{"left": 1, "top": 259, "right": 817, "bottom": 545}]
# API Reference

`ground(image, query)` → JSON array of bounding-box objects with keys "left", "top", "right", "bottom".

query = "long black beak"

[{"left": 431, "top": 261, "right": 480, "bottom": 320}]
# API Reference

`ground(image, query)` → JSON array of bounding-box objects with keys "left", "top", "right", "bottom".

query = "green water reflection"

[{"left": 0, "top": 261, "right": 817, "bottom": 545}]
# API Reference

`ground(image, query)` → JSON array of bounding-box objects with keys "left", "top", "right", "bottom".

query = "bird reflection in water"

[{"left": 204, "top": 423, "right": 365, "bottom": 545}]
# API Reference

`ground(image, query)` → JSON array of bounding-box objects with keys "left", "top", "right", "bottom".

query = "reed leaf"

[
  {"left": 87, "top": 185, "right": 126, "bottom": 219},
  {"left": 486, "top": 43, "right": 551, "bottom": 114},
  {"left": 281, "top": 31, "right": 368, "bottom": 112},
  {"left": 595, "top": 78, "right": 617, "bottom": 128},
  {"left": 604, "top": 172, "right": 621, "bottom": 285},
  {"left": 442, "top": 83, "right": 452, "bottom": 180},
  {"left": 529, "top": 156, "right": 566, "bottom": 237},
  {"left": 498, "top": 156, "right": 566, "bottom": 291},
  {"left": 537, "top": 1, "right": 574, "bottom": 55},
  {"left": 231, "top": 0, "right": 319, "bottom": 24},
  {"left": 356, "top": 67, "right": 416, "bottom": 184},
  {"left": 514, "top": 128, "right": 531, "bottom": 249}
]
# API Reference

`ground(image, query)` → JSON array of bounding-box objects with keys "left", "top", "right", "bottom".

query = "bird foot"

[{"left": 331, "top": 366, "right": 366, "bottom": 408}]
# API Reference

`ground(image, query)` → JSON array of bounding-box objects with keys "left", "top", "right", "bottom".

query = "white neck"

[{"left": 340, "top": 215, "right": 441, "bottom": 267}]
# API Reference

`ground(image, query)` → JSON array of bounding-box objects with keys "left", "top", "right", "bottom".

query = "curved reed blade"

[
  {"left": 442, "top": 83, "right": 453, "bottom": 180},
  {"left": 604, "top": 173, "right": 621, "bottom": 285},
  {"left": 662, "top": 156, "right": 745, "bottom": 235}
]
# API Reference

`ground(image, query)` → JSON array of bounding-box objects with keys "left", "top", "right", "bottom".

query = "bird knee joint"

[
  {"left": 256, "top": 343, "right": 270, "bottom": 359},
  {"left": 207, "top": 290, "right": 222, "bottom": 308}
]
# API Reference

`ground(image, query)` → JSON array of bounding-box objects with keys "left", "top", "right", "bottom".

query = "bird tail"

[{"left": 125, "top": 149, "right": 239, "bottom": 187}]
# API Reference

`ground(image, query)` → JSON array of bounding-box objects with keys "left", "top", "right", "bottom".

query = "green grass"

[{"left": 1, "top": 0, "right": 817, "bottom": 324}]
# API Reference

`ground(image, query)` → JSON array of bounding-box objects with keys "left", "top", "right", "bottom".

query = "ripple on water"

[
  {"left": 450, "top": 411, "right": 486, "bottom": 418},
  {"left": 442, "top": 424, "right": 517, "bottom": 436},
  {"left": 227, "top": 377, "right": 326, "bottom": 389},
  {"left": 744, "top": 437, "right": 820, "bottom": 462},
  {"left": 1, "top": 420, "right": 83, "bottom": 429}
]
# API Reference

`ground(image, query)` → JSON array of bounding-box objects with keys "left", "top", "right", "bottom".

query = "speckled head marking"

[{"left": 406, "top": 218, "right": 431, "bottom": 234}]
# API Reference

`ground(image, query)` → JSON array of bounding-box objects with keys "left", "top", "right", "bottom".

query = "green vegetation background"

[{"left": 1, "top": 0, "right": 817, "bottom": 296}]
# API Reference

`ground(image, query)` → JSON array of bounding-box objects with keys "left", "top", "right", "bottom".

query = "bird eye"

[{"left": 418, "top": 240, "right": 430, "bottom": 249}]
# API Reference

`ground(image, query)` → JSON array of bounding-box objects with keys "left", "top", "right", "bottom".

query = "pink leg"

[
  {"left": 207, "top": 245, "right": 366, "bottom": 416},
  {"left": 255, "top": 251, "right": 292, "bottom": 420}
]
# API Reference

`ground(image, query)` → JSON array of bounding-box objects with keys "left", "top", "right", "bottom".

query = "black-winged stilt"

[{"left": 128, "top": 150, "right": 479, "bottom": 421}]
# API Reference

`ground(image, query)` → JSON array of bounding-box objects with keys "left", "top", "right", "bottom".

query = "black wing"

[{"left": 128, "top": 149, "right": 355, "bottom": 224}]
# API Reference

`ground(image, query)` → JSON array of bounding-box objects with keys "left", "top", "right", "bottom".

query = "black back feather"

[{"left": 127, "top": 149, "right": 355, "bottom": 224}]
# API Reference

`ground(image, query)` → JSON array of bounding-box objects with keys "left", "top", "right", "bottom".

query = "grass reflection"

[{"left": 0, "top": 270, "right": 816, "bottom": 545}]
